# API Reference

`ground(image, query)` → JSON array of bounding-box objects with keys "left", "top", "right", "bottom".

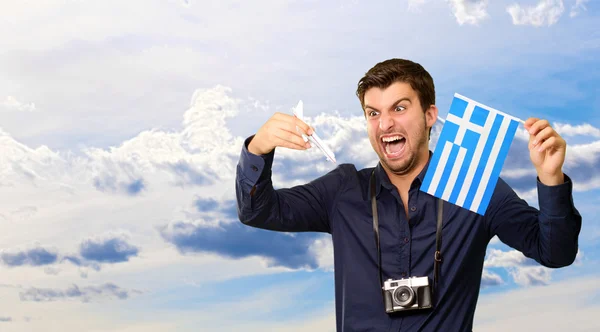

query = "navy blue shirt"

[{"left": 235, "top": 136, "right": 581, "bottom": 332}]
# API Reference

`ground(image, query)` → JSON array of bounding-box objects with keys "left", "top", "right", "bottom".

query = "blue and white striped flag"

[{"left": 420, "top": 93, "right": 522, "bottom": 215}]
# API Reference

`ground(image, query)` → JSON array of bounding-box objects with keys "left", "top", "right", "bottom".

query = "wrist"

[
  {"left": 537, "top": 171, "right": 565, "bottom": 186},
  {"left": 247, "top": 136, "right": 271, "bottom": 156}
]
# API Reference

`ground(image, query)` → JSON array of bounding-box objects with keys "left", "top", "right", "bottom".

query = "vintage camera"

[{"left": 383, "top": 276, "right": 432, "bottom": 313}]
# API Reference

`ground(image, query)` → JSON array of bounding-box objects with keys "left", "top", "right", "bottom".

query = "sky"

[{"left": 0, "top": 0, "right": 599, "bottom": 331}]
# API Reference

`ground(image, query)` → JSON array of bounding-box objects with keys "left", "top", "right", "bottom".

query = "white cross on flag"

[{"left": 420, "top": 93, "right": 522, "bottom": 215}]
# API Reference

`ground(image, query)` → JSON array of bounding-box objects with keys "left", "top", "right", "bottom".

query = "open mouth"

[{"left": 381, "top": 135, "right": 406, "bottom": 157}]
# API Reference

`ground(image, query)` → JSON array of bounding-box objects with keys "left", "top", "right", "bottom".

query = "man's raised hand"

[
  {"left": 524, "top": 117, "right": 566, "bottom": 186},
  {"left": 248, "top": 112, "right": 313, "bottom": 156}
]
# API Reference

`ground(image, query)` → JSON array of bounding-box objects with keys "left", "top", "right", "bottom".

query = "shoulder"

[
  {"left": 487, "top": 177, "right": 517, "bottom": 207},
  {"left": 315, "top": 163, "right": 362, "bottom": 184},
  {"left": 335, "top": 163, "right": 375, "bottom": 181},
  {"left": 493, "top": 177, "right": 515, "bottom": 196},
  {"left": 312, "top": 163, "right": 374, "bottom": 187},
  {"left": 484, "top": 176, "right": 527, "bottom": 219}
]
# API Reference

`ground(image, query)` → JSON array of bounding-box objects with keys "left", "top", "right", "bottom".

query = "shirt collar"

[{"left": 367, "top": 150, "right": 433, "bottom": 200}]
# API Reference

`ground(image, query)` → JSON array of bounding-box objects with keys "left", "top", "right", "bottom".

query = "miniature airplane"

[{"left": 292, "top": 101, "right": 337, "bottom": 163}]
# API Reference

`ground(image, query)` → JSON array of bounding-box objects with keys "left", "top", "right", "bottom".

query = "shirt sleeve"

[
  {"left": 235, "top": 135, "right": 346, "bottom": 234},
  {"left": 485, "top": 174, "right": 582, "bottom": 268}
]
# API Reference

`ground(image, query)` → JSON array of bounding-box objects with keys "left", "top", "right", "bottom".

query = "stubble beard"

[{"left": 377, "top": 116, "right": 429, "bottom": 176}]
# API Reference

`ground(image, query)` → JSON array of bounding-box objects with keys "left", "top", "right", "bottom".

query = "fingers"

[
  {"left": 273, "top": 134, "right": 311, "bottom": 150},
  {"left": 525, "top": 118, "right": 565, "bottom": 153},
  {"left": 536, "top": 136, "right": 558, "bottom": 153},
  {"left": 526, "top": 118, "right": 549, "bottom": 136},
  {"left": 271, "top": 122, "right": 312, "bottom": 149},
  {"left": 271, "top": 118, "right": 311, "bottom": 138},
  {"left": 524, "top": 117, "right": 539, "bottom": 130},
  {"left": 531, "top": 126, "right": 554, "bottom": 149},
  {"left": 274, "top": 112, "right": 313, "bottom": 136},
  {"left": 251, "top": 112, "right": 317, "bottom": 153}
]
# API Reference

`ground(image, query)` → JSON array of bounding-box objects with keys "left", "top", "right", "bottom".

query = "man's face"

[{"left": 364, "top": 81, "right": 437, "bottom": 176}]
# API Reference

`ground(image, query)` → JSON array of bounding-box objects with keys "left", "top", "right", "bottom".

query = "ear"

[{"left": 425, "top": 104, "right": 438, "bottom": 128}]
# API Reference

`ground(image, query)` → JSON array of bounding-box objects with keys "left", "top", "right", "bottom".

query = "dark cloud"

[
  {"left": 167, "top": 161, "right": 215, "bottom": 186},
  {"left": 93, "top": 175, "right": 118, "bottom": 192},
  {"left": 182, "top": 195, "right": 324, "bottom": 269},
  {"left": 194, "top": 197, "right": 219, "bottom": 212},
  {"left": 194, "top": 197, "right": 238, "bottom": 220},
  {"left": 125, "top": 179, "right": 145, "bottom": 194},
  {"left": 93, "top": 175, "right": 145, "bottom": 196},
  {"left": 218, "top": 200, "right": 239, "bottom": 220},
  {"left": 160, "top": 221, "right": 321, "bottom": 269},
  {"left": 1, "top": 235, "right": 139, "bottom": 276},
  {"left": 61, "top": 255, "right": 101, "bottom": 271},
  {"left": 19, "top": 283, "right": 137, "bottom": 302},
  {"left": 79, "top": 236, "right": 139, "bottom": 263},
  {"left": 1, "top": 247, "right": 58, "bottom": 267}
]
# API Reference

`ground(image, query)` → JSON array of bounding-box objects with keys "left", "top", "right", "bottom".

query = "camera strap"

[{"left": 370, "top": 170, "right": 444, "bottom": 302}]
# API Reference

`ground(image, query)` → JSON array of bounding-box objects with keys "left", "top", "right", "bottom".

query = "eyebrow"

[{"left": 364, "top": 97, "right": 412, "bottom": 112}]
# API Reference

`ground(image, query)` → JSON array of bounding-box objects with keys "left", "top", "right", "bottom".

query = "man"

[{"left": 235, "top": 58, "right": 581, "bottom": 331}]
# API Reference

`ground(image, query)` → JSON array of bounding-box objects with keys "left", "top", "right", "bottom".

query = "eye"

[
  {"left": 368, "top": 110, "right": 379, "bottom": 117},
  {"left": 395, "top": 105, "right": 406, "bottom": 112}
]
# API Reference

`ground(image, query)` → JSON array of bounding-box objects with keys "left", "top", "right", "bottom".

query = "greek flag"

[{"left": 420, "top": 93, "right": 521, "bottom": 215}]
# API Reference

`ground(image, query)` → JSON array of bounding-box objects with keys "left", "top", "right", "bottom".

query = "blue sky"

[{"left": 0, "top": 0, "right": 599, "bottom": 331}]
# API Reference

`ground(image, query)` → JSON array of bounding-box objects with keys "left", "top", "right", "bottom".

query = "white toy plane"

[{"left": 292, "top": 101, "right": 337, "bottom": 163}]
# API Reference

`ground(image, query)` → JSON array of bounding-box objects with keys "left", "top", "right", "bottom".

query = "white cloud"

[
  {"left": 564, "top": 140, "right": 600, "bottom": 168},
  {"left": 500, "top": 167, "right": 538, "bottom": 179},
  {"left": 0, "top": 96, "right": 35, "bottom": 112},
  {"left": 489, "top": 235, "right": 500, "bottom": 244},
  {"left": 484, "top": 248, "right": 552, "bottom": 286},
  {"left": 507, "top": 0, "right": 565, "bottom": 27},
  {"left": 447, "top": 0, "right": 489, "bottom": 25},
  {"left": 19, "top": 283, "right": 140, "bottom": 302},
  {"left": 0, "top": 83, "right": 597, "bottom": 330},
  {"left": 408, "top": 0, "right": 428, "bottom": 11},
  {"left": 513, "top": 187, "right": 539, "bottom": 203},
  {"left": 0, "top": 276, "right": 337, "bottom": 332},
  {"left": 484, "top": 248, "right": 539, "bottom": 268},
  {"left": 570, "top": 0, "right": 589, "bottom": 17},
  {"left": 0, "top": 85, "right": 245, "bottom": 190},
  {"left": 1, "top": 85, "right": 597, "bottom": 265},
  {"left": 481, "top": 269, "right": 504, "bottom": 288},
  {"left": 483, "top": 248, "right": 584, "bottom": 287},
  {"left": 1, "top": 0, "right": 596, "bottom": 153},
  {"left": 554, "top": 122, "right": 600, "bottom": 137},
  {"left": 474, "top": 276, "right": 600, "bottom": 331},
  {"left": 311, "top": 236, "right": 334, "bottom": 272}
]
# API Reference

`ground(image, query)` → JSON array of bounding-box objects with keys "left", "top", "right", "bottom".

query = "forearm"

[
  {"left": 534, "top": 175, "right": 581, "bottom": 267},
  {"left": 235, "top": 136, "right": 335, "bottom": 233},
  {"left": 235, "top": 136, "right": 288, "bottom": 231},
  {"left": 236, "top": 169, "right": 284, "bottom": 230},
  {"left": 489, "top": 176, "right": 582, "bottom": 268}
]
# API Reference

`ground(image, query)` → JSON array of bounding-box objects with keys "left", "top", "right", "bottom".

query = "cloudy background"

[{"left": 0, "top": 0, "right": 598, "bottom": 331}]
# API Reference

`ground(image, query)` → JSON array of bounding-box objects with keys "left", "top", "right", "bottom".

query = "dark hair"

[{"left": 356, "top": 58, "right": 435, "bottom": 113}]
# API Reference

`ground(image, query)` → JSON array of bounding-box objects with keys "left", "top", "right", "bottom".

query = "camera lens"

[{"left": 393, "top": 286, "right": 415, "bottom": 307}]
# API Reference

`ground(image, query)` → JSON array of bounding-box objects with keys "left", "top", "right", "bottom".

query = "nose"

[{"left": 379, "top": 111, "right": 394, "bottom": 132}]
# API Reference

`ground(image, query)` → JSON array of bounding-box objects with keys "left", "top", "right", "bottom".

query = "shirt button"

[
  {"left": 404, "top": 237, "right": 409, "bottom": 243},
  {"left": 410, "top": 206, "right": 417, "bottom": 212},
  {"left": 401, "top": 272, "right": 407, "bottom": 278},
  {"left": 251, "top": 165, "right": 258, "bottom": 172}
]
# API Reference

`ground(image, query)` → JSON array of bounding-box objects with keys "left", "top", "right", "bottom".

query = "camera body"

[{"left": 382, "top": 276, "right": 432, "bottom": 313}]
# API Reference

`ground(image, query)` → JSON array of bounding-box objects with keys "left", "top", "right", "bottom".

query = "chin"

[{"left": 381, "top": 152, "right": 415, "bottom": 175}]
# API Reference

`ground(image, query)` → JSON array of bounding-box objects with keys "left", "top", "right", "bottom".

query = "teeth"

[{"left": 382, "top": 136, "right": 404, "bottom": 143}]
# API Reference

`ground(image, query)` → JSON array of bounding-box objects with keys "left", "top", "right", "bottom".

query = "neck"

[{"left": 383, "top": 149, "right": 431, "bottom": 194}]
